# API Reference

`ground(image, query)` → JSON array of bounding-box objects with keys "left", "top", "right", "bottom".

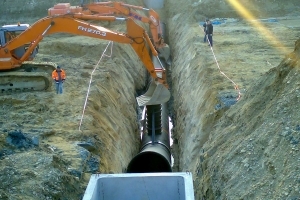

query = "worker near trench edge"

[
  {"left": 52, "top": 66, "right": 66, "bottom": 94},
  {"left": 203, "top": 18, "right": 209, "bottom": 43},
  {"left": 205, "top": 20, "right": 213, "bottom": 47}
]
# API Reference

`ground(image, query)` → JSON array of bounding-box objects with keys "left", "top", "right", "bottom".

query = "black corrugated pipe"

[
  {"left": 127, "top": 18, "right": 171, "bottom": 173},
  {"left": 127, "top": 104, "right": 172, "bottom": 173}
]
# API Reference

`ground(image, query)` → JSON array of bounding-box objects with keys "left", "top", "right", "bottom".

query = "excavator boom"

[{"left": 48, "top": 2, "right": 171, "bottom": 62}]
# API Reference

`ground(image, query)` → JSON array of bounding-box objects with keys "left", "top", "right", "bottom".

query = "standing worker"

[
  {"left": 206, "top": 20, "right": 213, "bottom": 47},
  {"left": 52, "top": 66, "right": 66, "bottom": 94},
  {"left": 203, "top": 18, "right": 208, "bottom": 43}
]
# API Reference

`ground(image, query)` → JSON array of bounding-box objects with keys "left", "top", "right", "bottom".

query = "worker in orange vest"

[{"left": 52, "top": 66, "right": 66, "bottom": 94}]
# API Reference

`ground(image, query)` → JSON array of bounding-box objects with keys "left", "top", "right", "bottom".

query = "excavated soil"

[{"left": 0, "top": 0, "right": 300, "bottom": 199}]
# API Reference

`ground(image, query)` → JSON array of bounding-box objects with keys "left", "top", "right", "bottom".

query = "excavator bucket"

[{"left": 136, "top": 81, "right": 170, "bottom": 106}]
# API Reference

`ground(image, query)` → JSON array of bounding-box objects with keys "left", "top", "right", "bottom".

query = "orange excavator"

[
  {"left": 48, "top": 1, "right": 171, "bottom": 63},
  {"left": 0, "top": 15, "right": 170, "bottom": 105}
]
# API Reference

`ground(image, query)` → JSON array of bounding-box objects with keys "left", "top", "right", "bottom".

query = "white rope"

[
  {"left": 200, "top": 24, "right": 241, "bottom": 100},
  {"left": 79, "top": 41, "right": 114, "bottom": 131},
  {"left": 266, "top": 60, "right": 274, "bottom": 67}
]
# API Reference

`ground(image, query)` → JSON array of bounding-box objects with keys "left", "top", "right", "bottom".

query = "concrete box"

[{"left": 83, "top": 172, "right": 194, "bottom": 200}]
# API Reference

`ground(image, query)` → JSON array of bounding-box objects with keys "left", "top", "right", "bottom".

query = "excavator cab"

[{"left": 0, "top": 24, "right": 38, "bottom": 61}]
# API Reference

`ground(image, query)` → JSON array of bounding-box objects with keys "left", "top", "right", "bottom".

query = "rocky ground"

[{"left": 0, "top": 0, "right": 300, "bottom": 199}]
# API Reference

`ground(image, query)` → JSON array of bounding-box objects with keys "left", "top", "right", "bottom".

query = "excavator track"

[{"left": 0, "top": 61, "right": 57, "bottom": 94}]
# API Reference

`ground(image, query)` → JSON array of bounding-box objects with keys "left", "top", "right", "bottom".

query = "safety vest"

[{"left": 52, "top": 69, "right": 66, "bottom": 82}]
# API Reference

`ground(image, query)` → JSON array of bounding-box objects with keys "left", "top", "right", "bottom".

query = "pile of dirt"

[
  {"left": 194, "top": 41, "right": 300, "bottom": 199},
  {"left": 0, "top": 0, "right": 300, "bottom": 199}
]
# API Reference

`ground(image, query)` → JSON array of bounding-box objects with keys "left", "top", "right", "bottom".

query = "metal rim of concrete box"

[{"left": 83, "top": 172, "right": 194, "bottom": 200}]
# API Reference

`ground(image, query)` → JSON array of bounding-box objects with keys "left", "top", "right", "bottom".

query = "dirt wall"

[{"left": 166, "top": 0, "right": 300, "bottom": 199}]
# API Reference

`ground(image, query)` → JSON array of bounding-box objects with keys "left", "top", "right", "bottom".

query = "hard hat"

[{"left": 57, "top": 66, "right": 61, "bottom": 69}]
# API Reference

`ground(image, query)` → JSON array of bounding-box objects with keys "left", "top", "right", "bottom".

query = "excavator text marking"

[
  {"left": 150, "top": 15, "right": 157, "bottom": 24},
  {"left": 78, "top": 26, "right": 106, "bottom": 36},
  {"left": 129, "top": 13, "right": 142, "bottom": 21}
]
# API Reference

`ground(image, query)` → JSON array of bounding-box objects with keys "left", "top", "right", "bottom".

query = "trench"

[
  {"left": 126, "top": 1, "right": 174, "bottom": 173},
  {"left": 145, "top": 0, "right": 236, "bottom": 197},
  {"left": 117, "top": 0, "right": 219, "bottom": 193},
  {"left": 1, "top": 0, "right": 300, "bottom": 199}
]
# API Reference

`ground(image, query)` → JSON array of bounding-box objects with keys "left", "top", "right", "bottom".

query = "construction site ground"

[{"left": 0, "top": 0, "right": 300, "bottom": 199}]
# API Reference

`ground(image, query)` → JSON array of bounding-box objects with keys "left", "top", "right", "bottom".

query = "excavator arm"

[
  {"left": 85, "top": 3, "right": 164, "bottom": 49},
  {"left": 81, "top": 2, "right": 168, "bottom": 53},
  {"left": 48, "top": 2, "right": 171, "bottom": 62},
  {"left": 81, "top": 2, "right": 162, "bottom": 39},
  {"left": 1, "top": 16, "right": 168, "bottom": 88}
]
